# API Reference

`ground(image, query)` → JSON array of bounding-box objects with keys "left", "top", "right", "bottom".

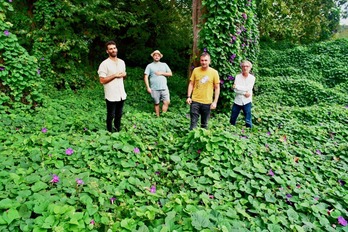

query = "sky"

[{"left": 341, "top": 18, "right": 348, "bottom": 25}]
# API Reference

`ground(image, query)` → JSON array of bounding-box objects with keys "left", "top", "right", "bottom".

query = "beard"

[{"left": 109, "top": 51, "right": 117, "bottom": 57}]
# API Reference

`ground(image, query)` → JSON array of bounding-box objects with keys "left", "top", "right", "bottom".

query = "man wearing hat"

[{"left": 144, "top": 50, "right": 173, "bottom": 116}]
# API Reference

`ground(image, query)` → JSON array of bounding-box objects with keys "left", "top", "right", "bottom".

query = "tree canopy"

[{"left": 256, "top": 0, "right": 348, "bottom": 43}]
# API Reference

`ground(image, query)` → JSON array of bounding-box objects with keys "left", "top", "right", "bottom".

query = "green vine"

[
  {"left": 199, "top": 0, "right": 259, "bottom": 111},
  {"left": 0, "top": 0, "right": 44, "bottom": 111}
]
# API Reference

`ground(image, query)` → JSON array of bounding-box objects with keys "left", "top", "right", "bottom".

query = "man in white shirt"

[
  {"left": 230, "top": 60, "right": 255, "bottom": 128},
  {"left": 97, "top": 41, "right": 127, "bottom": 132}
]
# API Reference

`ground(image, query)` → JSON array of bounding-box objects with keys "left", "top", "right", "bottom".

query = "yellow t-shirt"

[{"left": 190, "top": 67, "right": 220, "bottom": 104}]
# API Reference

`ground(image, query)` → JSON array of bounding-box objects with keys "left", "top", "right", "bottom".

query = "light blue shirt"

[{"left": 144, "top": 62, "right": 171, "bottom": 90}]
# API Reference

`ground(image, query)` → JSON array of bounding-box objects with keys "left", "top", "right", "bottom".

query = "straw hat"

[{"left": 151, "top": 50, "right": 163, "bottom": 58}]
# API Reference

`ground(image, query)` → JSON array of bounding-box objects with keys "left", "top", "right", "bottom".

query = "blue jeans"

[
  {"left": 190, "top": 101, "right": 211, "bottom": 130},
  {"left": 106, "top": 99, "right": 125, "bottom": 132},
  {"left": 230, "top": 102, "right": 252, "bottom": 128}
]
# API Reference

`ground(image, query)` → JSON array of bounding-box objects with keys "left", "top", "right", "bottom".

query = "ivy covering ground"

[{"left": 0, "top": 40, "right": 348, "bottom": 231}]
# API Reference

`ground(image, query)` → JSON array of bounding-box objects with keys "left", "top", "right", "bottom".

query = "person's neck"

[
  {"left": 201, "top": 66, "right": 209, "bottom": 71},
  {"left": 109, "top": 56, "right": 118, "bottom": 62},
  {"left": 242, "top": 72, "right": 249, "bottom": 77}
]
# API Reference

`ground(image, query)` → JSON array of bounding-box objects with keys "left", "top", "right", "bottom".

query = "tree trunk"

[{"left": 189, "top": 0, "right": 205, "bottom": 77}]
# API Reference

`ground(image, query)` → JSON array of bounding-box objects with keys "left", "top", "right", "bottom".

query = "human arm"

[
  {"left": 99, "top": 72, "right": 126, "bottom": 85},
  {"left": 155, "top": 64, "right": 172, "bottom": 77},
  {"left": 154, "top": 71, "right": 172, "bottom": 77},
  {"left": 144, "top": 74, "right": 152, "bottom": 94},
  {"left": 210, "top": 83, "right": 220, "bottom": 109},
  {"left": 186, "top": 80, "right": 194, "bottom": 105}
]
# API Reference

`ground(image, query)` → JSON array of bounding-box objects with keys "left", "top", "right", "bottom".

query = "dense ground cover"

[{"left": 0, "top": 40, "right": 348, "bottom": 231}]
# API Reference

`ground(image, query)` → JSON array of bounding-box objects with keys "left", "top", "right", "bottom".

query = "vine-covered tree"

[{"left": 191, "top": 0, "right": 259, "bottom": 110}]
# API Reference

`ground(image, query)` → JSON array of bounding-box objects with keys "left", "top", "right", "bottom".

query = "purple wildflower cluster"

[
  {"left": 133, "top": 147, "right": 140, "bottom": 154},
  {"left": 150, "top": 185, "right": 156, "bottom": 193},
  {"left": 65, "top": 148, "right": 74, "bottom": 155},
  {"left": 51, "top": 174, "right": 59, "bottom": 183}
]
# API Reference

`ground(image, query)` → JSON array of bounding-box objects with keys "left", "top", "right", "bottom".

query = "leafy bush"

[{"left": 0, "top": 1, "right": 44, "bottom": 111}]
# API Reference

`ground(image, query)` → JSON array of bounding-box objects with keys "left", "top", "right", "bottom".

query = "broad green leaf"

[
  {"left": 191, "top": 210, "right": 211, "bottom": 230},
  {"left": 31, "top": 181, "right": 48, "bottom": 192},
  {"left": 0, "top": 199, "right": 13, "bottom": 209},
  {"left": 3, "top": 208, "right": 20, "bottom": 224}
]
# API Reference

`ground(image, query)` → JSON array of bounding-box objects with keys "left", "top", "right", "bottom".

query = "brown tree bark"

[{"left": 189, "top": 0, "right": 206, "bottom": 77}]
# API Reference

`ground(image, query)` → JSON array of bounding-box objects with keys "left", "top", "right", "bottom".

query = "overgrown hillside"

[{"left": 0, "top": 40, "right": 347, "bottom": 231}]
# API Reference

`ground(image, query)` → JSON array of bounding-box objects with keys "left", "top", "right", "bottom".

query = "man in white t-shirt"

[
  {"left": 97, "top": 41, "right": 127, "bottom": 132},
  {"left": 230, "top": 60, "right": 255, "bottom": 128},
  {"left": 144, "top": 50, "right": 172, "bottom": 116}
]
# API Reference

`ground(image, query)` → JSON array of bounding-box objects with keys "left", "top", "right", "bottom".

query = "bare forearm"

[{"left": 100, "top": 72, "right": 126, "bottom": 84}]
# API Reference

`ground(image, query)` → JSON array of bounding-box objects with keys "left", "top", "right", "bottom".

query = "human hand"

[
  {"left": 186, "top": 97, "right": 192, "bottom": 105},
  {"left": 232, "top": 84, "right": 236, "bottom": 89},
  {"left": 155, "top": 71, "right": 162, "bottom": 76},
  {"left": 146, "top": 87, "right": 152, "bottom": 94},
  {"left": 244, "top": 92, "right": 251, "bottom": 98},
  {"left": 210, "top": 102, "right": 217, "bottom": 109}
]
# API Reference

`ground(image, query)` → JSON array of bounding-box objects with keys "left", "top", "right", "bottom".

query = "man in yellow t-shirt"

[{"left": 186, "top": 52, "right": 220, "bottom": 130}]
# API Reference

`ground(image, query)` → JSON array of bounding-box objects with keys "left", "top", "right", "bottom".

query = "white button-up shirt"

[
  {"left": 233, "top": 73, "right": 255, "bottom": 105},
  {"left": 98, "top": 58, "right": 127, "bottom": 101}
]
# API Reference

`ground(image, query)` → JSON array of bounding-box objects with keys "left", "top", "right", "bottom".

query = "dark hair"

[{"left": 105, "top": 41, "right": 116, "bottom": 49}]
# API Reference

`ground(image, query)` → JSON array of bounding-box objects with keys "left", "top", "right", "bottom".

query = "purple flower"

[
  {"left": 41, "top": 57, "right": 45, "bottom": 60},
  {"left": 203, "top": 48, "right": 207, "bottom": 52},
  {"left": 338, "top": 179, "right": 346, "bottom": 186},
  {"left": 84, "top": 128, "right": 88, "bottom": 131},
  {"left": 4, "top": 30, "right": 9, "bottom": 36},
  {"left": 267, "top": 131, "right": 271, "bottom": 136},
  {"left": 76, "top": 179, "right": 84, "bottom": 185},
  {"left": 286, "top": 194, "right": 292, "bottom": 199},
  {"left": 51, "top": 174, "right": 59, "bottom": 183},
  {"left": 155, "top": 171, "right": 160, "bottom": 175},
  {"left": 41, "top": 127, "right": 47, "bottom": 133},
  {"left": 314, "top": 197, "right": 319, "bottom": 201},
  {"left": 316, "top": 149, "right": 322, "bottom": 155},
  {"left": 209, "top": 195, "right": 214, "bottom": 199},
  {"left": 338, "top": 216, "right": 347, "bottom": 226},
  {"left": 242, "top": 13, "right": 247, "bottom": 20},
  {"left": 9, "top": 0, "right": 13, "bottom": 2},
  {"left": 197, "top": 149, "right": 201, "bottom": 154},
  {"left": 134, "top": 147, "right": 140, "bottom": 154},
  {"left": 268, "top": 169, "right": 274, "bottom": 176},
  {"left": 110, "top": 197, "right": 116, "bottom": 204},
  {"left": 65, "top": 148, "right": 74, "bottom": 155},
  {"left": 228, "top": 75, "right": 234, "bottom": 81},
  {"left": 220, "top": 80, "right": 224, "bottom": 84},
  {"left": 0, "top": 67, "right": 4, "bottom": 71},
  {"left": 133, "top": 124, "right": 137, "bottom": 128},
  {"left": 90, "top": 219, "right": 95, "bottom": 225},
  {"left": 150, "top": 185, "right": 156, "bottom": 193}
]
